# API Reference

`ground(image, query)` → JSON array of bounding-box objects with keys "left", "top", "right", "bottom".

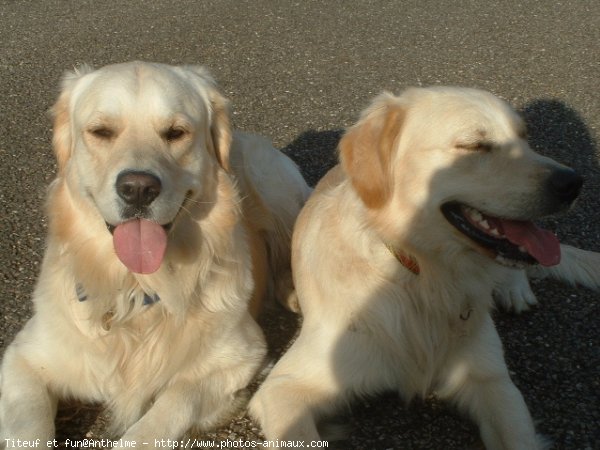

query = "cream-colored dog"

[
  {"left": 0, "top": 62, "right": 310, "bottom": 443},
  {"left": 250, "top": 87, "right": 600, "bottom": 449}
]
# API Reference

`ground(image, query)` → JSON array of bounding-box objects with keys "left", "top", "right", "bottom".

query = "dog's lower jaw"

[{"left": 440, "top": 202, "right": 559, "bottom": 268}]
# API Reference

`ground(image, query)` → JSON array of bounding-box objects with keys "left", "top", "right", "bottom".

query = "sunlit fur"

[
  {"left": 250, "top": 87, "right": 600, "bottom": 449},
  {"left": 0, "top": 62, "right": 311, "bottom": 442}
]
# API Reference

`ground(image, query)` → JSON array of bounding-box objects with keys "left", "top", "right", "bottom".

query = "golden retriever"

[
  {"left": 249, "top": 87, "right": 600, "bottom": 449},
  {"left": 0, "top": 62, "right": 310, "bottom": 443}
]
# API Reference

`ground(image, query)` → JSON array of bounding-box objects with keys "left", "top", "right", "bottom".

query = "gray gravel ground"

[{"left": 1, "top": 1, "right": 598, "bottom": 449}]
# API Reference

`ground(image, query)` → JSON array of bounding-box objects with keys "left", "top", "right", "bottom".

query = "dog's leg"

[
  {"left": 116, "top": 379, "right": 240, "bottom": 446},
  {"left": 0, "top": 346, "right": 58, "bottom": 441},
  {"left": 438, "top": 317, "right": 549, "bottom": 450},
  {"left": 451, "top": 376, "right": 549, "bottom": 450},
  {"left": 250, "top": 378, "right": 322, "bottom": 442},
  {"left": 527, "top": 244, "right": 600, "bottom": 290},
  {"left": 116, "top": 316, "right": 266, "bottom": 447},
  {"left": 494, "top": 245, "right": 600, "bottom": 313},
  {"left": 493, "top": 268, "right": 538, "bottom": 313},
  {"left": 249, "top": 333, "right": 340, "bottom": 442}
]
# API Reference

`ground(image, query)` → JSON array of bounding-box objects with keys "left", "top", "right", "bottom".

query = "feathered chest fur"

[{"left": 346, "top": 261, "right": 494, "bottom": 397}]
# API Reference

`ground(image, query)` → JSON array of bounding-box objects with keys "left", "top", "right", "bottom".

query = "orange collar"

[{"left": 386, "top": 244, "right": 420, "bottom": 274}]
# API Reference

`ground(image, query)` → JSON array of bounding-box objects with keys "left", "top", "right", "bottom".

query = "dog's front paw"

[{"left": 493, "top": 269, "right": 538, "bottom": 313}]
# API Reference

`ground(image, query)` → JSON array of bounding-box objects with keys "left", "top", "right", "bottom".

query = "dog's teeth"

[
  {"left": 490, "top": 228, "right": 500, "bottom": 237},
  {"left": 470, "top": 210, "right": 483, "bottom": 222},
  {"left": 518, "top": 245, "right": 526, "bottom": 253},
  {"left": 479, "top": 219, "right": 490, "bottom": 230}
]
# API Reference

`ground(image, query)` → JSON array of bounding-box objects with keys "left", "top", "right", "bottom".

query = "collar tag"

[
  {"left": 76, "top": 283, "right": 88, "bottom": 302},
  {"left": 75, "top": 283, "right": 161, "bottom": 305},
  {"left": 143, "top": 292, "right": 160, "bottom": 305}
]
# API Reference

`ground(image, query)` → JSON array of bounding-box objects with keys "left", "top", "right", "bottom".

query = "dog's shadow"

[
  {"left": 520, "top": 99, "right": 598, "bottom": 172},
  {"left": 54, "top": 401, "right": 105, "bottom": 442},
  {"left": 519, "top": 99, "right": 600, "bottom": 248},
  {"left": 282, "top": 129, "right": 343, "bottom": 187}
]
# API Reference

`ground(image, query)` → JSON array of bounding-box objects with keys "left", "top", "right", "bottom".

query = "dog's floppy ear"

[
  {"left": 183, "top": 65, "right": 232, "bottom": 173},
  {"left": 208, "top": 88, "right": 232, "bottom": 172},
  {"left": 339, "top": 92, "right": 405, "bottom": 209},
  {"left": 50, "top": 65, "right": 94, "bottom": 173}
]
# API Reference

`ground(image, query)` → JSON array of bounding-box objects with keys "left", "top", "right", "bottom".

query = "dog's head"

[
  {"left": 340, "top": 87, "right": 583, "bottom": 268},
  {"left": 51, "top": 61, "right": 232, "bottom": 274}
]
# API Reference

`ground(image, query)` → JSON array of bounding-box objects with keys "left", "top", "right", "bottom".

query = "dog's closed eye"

[
  {"left": 88, "top": 126, "right": 115, "bottom": 140},
  {"left": 163, "top": 126, "right": 188, "bottom": 143},
  {"left": 456, "top": 140, "right": 494, "bottom": 152}
]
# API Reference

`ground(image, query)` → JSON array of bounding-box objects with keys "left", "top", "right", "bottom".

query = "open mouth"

[
  {"left": 441, "top": 202, "right": 561, "bottom": 268},
  {"left": 104, "top": 193, "right": 192, "bottom": 274},
  {"left": 105, "top": 219, "right": 168, "bottom": 275}
]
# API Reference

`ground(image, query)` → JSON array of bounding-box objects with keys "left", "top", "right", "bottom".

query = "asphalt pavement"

[{"left": 0, "top": 1, "right": 598, "bottom": 448}]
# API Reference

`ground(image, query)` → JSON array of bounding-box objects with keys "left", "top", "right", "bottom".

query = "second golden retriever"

[{"left": 250, "top": 87, "right": 600, "bottom": 449}]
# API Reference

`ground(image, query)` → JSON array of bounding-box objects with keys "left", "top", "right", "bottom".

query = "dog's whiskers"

[{"left": 180, "top": 197, "right": 216, "bottom": 206}]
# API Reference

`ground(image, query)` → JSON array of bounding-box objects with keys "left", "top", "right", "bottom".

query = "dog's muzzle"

[
  {"left": 104, "top": 170, "right": 169, "bottom": 274},
  {"left": 442, "top": 167, "right": 583, "bottom": 268}
]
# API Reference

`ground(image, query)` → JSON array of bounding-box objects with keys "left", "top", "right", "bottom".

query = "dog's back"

[{"left": 230, "top": 131, "right": 312, "bottom": 310}]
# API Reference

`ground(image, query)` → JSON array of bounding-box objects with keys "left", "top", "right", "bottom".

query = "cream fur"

[
  {"left": 0, "top": 62, "right": 311, "bottom": 444},
  {"left": 250, "top": 87, "right": 599, "bottom": 449}
]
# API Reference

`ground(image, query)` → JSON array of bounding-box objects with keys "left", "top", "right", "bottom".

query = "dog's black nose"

[
  {"left": 116, "top": 171, "right": 162, "bottom": 207},
  {"left": 547, "top": 168, "right": 583, "bottom": 204}
]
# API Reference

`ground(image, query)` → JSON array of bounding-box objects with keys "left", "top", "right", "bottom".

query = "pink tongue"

[
  {"left": 113, "top": 219, "right": 167, "bottom": 274},
  {"left": 499, "top": 219, "right": 561, "bottom": 266}
]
